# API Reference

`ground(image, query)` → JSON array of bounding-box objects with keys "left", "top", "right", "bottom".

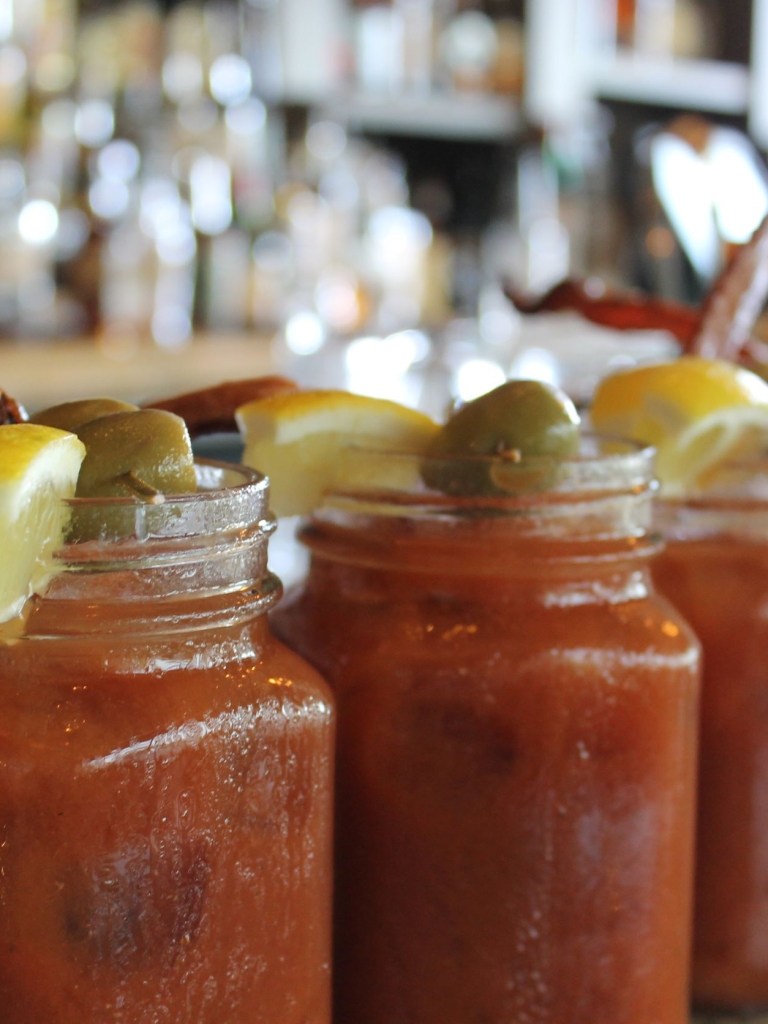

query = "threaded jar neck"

[
  {"left": 16, "top": 462, "right": 281, "bottom": 638},
  {"left": 301, "top": 436, "right": 660, "bottom": 578},
  {"left": 656, "top": 457, "right": 768, "bottom": 542}
]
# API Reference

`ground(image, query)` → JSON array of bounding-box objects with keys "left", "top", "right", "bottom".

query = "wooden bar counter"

[{"left": 0, "top": 334, "right": 276, "bottom": 411}]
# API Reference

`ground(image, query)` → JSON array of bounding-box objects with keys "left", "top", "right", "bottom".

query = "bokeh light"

[{"left": 18, "top": 200, "right": 59, "bottom": 245}]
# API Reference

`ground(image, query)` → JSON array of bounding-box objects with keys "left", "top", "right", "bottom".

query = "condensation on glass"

[
  {"left": 274, "top": 439, "right": 700, "bottom": 1024},
  {"left": 655, "top": 461, "right": 768, "bottom": 1014},
  {"left": 0, "top": 464, "right": 334, "bottom": 1024}
]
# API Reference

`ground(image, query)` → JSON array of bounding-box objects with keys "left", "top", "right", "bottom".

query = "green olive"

[
  {"left": 75, "top": 409, "right": 197, "bottom": 499},
  {"left": 31, "top": 398, "right": 139, "bottom": 433},
  {"left": 421, "top": 379, "right": 580, "bottom": 496}
]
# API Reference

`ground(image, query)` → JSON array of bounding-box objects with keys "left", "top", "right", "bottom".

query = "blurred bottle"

[
  {"left": 671, "top": 0, "right": 711, "bottom": 59},
  {"left": 279, "top": 0, "right": 346, "bottom": 101},
  {"left": 240, "top": 0, "right": 283, "bottom": 99},
  {"left": 0, "top": 44, "right": 27, "bottom": 145},
  {"left": 491, "top": 18, "right": 524, "bottom": 96},
  {"left": 514, "top": 143, "right": 570, "bottom": 296},
  {"left": 629, "top": 0, "right": 711, "bottom": 59},
  {"left": 616, "top": 0, "right": 636, "bottom": 47},
  {"left": 440, "top": 9, "right": 498, "bottom": 92},
  {"left": 396, "top": 0, "right": 434, "bottom": 93},
  {"left": 355, "top": 4, "right": 404, "bottom": 93},
  {"left": 634, "top": 0, "right": 676, "bottom": 57}
]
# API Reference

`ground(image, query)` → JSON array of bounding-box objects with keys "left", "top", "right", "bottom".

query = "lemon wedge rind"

[
  {"left": 591, "top": 357, "right": 768, "bottom": 495},
  {"left": 236, "top": 390, "right": 439, "bottom": 517},
  {"left": 0, "top": 424, "right": 86, "bottom": 624},
  {"left": 656, "top": 406, "right": 768, "bottom": 497}
]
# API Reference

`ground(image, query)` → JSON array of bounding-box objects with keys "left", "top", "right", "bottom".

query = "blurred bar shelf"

[
  {"left": 592, "top": 53, "right": 751, "bottom": 114},
  {"left": 319, "top": 91, "right": 522, "bottom": 141},
  {"left": 1, "top": 335, "right": 275, "bottom": 412}
]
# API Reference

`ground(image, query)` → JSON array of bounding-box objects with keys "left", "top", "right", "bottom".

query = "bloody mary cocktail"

[
  {"left": 274, "top": 441, "right": 700, "bottom": 1024},
  {"left": 0, "top": 465, "right": 334, "bottom": 1024},
  {"left": 655, "top": 488, "right": 768, "bottom": 1012}
]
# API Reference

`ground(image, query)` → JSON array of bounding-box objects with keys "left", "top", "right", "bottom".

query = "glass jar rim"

[
  {"left": 655, "top": 455, "right": 768, "bottom": 541},
  {"left": 26, "top": 460, "right": 281, "bottom": 632},
  {"left": 319, "top": 434, "right": 656, "bottom": 518},
  {"left": 61, "top": 460, "right": 272, "bottom": 548},
  {"left": 656, "top": 454, "right": 768, "bottom": 510}
]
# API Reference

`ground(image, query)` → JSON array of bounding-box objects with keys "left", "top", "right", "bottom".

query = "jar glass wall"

[
  {"left": 655, "top": 463, "right": 768, "bottom": 1014},
  {"left": 0, "top": 464, "right": 334, "bottom": 1024},
  {"left": 273, "top": 440, "right": 700, "bottom": 1024}
]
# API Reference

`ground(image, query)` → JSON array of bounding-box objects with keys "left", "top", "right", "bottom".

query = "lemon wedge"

[
  {"left": 591, "top": 357, "right": 768, "bottom": 494},
  {"left": 0, "top": 424, "right": 86, "bottom": 623},
  {"left": 236, "top": 390, "right": 439, "bottom": 516}
]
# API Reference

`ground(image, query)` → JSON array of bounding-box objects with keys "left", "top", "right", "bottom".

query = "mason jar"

[
  {"left": 0, "top": 463, "right": 334, "bottom": 1024},
  {"left": 273, "top": 440, "right": 701, "bottom": 1024},
  {"left": 655, "top": 465, "right": 768, "bottom": 1016}
]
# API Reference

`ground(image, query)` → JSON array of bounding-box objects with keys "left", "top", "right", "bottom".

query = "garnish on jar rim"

[
  {"left": 73, "top": 409, "right": 197, "bottom": 499},
  {"left": 0, "top": 423, "right": 85, "bottom": 624},
  {"left": 591, "top": 356, "right": 768, "bottom": 495},
  {"left": 236, "top": 390, "right": 439, "bottom": 517},
  {"left": 421, "top": 379, "right": 580, "bottom": 497}
]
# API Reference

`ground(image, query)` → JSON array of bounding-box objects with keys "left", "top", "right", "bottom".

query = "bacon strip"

[
  {"left": 693, "top": 214, "right": 768, "bottom": 360},
  {"left": 505, "top": 279, "right": 701, "bottom": 348},
  {"left": 145, "top": 376, "right": 299, "bottom": 438},
  {"left": 508, "top": 214, "right": 768, "bottom": 366},
  {"left": 0, "top": 390, "right": 28, "bottom": 425}
]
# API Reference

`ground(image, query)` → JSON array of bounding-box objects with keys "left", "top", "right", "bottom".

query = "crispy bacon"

[
  {"left": 505, "top": 280, "right": 701, "bottom": 348},
  {"left": 506, "top": 216, "right": 768, "bottom": 365},
  {"left": 692, "top": 214, "right": 768, "bottom": 360},
  {"left": 0, "top": 390, "right": 27, "bottom": 425},
  {"left": 145, "top": 376, "right": 299, "bottom": 438}
]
